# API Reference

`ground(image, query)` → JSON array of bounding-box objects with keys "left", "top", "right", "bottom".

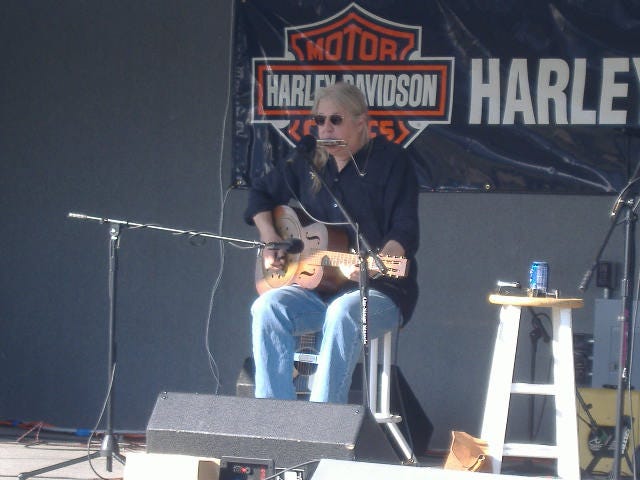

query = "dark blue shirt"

[{"left": 245, "top": 135, "right": 419, "bottom": 323}]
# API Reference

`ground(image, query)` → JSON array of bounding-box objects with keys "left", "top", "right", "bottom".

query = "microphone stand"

[
  {"left": 67, "top": 213, "right": 267, "bottom": 249},
  {"left": 19, "top": 219, "right": 130, "bottom": 479},
  {"left": 579, "top": 183, "right": 640, "bottom": 480},
  {"left": 611, "top": 200, "right": 637, "bottom": 480},
  {"left": 19, "top": 212, "right": 268, "bottom": 480},
  {"left": 301, "top": 158, "right": 420, "bottom": 463},
  {"left": 304, "top": 161, "right": 387, "bottom": 389}
]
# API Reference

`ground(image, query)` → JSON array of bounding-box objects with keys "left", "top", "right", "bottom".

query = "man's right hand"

[
  {"left": 262, "top": 244, "right": 288, "bottom": 271},
  {"left": 253, "top": 210, "right": 289, "bottom": 271}
]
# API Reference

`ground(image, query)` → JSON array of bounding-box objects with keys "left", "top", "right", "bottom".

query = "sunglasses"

[{"left": 312, "top": 114, "right": 344, "bottom": 126}]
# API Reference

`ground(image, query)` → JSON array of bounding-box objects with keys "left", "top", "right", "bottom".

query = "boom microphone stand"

[
  {"left": 303, "top": 138, "right": 417, "bottom": 463},
  {"left": 19, "top": 212, "right": 270, "bottom": 480},
  {"left": 303, "top": 141, "right": 388, "bottom": 390},
  {"left": 579, "top": 177, "right": 640, "bottom": 480},
  {"left": 19, "top": 220, "right": 128, "bottom": 479},
  {"left": 612, "top": 201, "right": 637, "bottom": 480}
]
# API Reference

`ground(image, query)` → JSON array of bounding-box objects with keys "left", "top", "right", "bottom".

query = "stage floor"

[{"left": 0, "top": 426, "right": 625, "bottom": 480}]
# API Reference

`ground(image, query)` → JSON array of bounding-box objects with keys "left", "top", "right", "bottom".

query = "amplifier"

[{"left": 577, "top": 387, "right": 640, "bottom": 476}]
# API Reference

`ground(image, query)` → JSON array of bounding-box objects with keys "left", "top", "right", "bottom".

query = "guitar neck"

[
  {"left": 307, "top": 250, "right": 359, "bottom": 267},
  {"left": 306, "top": 249, "right": 408, "bottom": 277}
]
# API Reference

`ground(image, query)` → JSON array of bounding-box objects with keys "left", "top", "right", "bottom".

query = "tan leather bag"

[{"left": 443, "top": 431, "right": 493, "bottom": 473}]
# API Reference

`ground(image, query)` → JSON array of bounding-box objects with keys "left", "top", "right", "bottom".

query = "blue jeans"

[{"left": 251, "top": 285, "right": 401, "bottom": 403}]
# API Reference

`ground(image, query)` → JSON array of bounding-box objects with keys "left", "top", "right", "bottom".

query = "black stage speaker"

[
  {"left": 146, "top": 392, "right": 399, "bottom": 470},
  {"left": 236, "top": 359, "right": 433, "bottom": 456}
]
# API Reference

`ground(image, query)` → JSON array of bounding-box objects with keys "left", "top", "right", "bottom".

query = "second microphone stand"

[
  {"left": 612, "top": 201, "right": 637, "bottom": 480},
  {"left": 19, "top": 221, "right": 129, "bottom": 480},
  {"left": 306, "top": 159, "right": 417, "bottom": 464},
  {"left": 18, "top": 212, "right": 270, "bottom": 480},
  {"left": 580, "top": 183, "right": 640, "bottom": 480}
]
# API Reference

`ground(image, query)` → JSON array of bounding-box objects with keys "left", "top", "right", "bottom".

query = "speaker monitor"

[
  {"left": 236, "top": 359, "right": 433, "bottom": 456},
  {"left": 146, "top": 392, "right": 399, "bottom": 471},
  {"left": 577, "top": 387, "right": 640, "bottom": 476}
]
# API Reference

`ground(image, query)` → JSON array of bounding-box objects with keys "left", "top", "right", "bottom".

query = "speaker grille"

[{"left": 146, "top": 392, "right": 399, "bottom": 468}]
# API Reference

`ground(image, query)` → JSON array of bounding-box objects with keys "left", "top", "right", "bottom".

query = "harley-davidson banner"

[{"left": 232, "top": 0, "right": 640, "bottom": 194}]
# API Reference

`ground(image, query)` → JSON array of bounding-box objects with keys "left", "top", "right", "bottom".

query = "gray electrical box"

[{"left": 592, "top": 299, "right": 640, "bottom": 389}]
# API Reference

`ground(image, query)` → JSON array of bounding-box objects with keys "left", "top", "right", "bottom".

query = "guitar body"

[
  {"left": 255, "top": 205, "right": 350, "bottom": 294},
  {"left": 255, "top": 205, "right": 408, "bottom": 294}
]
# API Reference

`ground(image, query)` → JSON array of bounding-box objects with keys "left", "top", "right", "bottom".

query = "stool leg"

[
  {"left": 381, "top": 331, "right": 416, "bottom": 463},
  {"left": 481, "top": 304, "right": 522, "bottom": 474},
  {"left": 552, "top": 306, "right": 580, "bottom": 480},
  {"left": 369, "top": 332, "right": 416, "bottom": 464},
  {"left": 368, "top": 337, "right": 379, "bottom": 412},
  {"left": 380, "top": 331, "right": 392, "bottom": 415}
]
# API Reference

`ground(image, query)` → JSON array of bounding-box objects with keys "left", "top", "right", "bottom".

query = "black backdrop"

[{"left": 232, "top": 0, "right": 640, "bottom": 193}]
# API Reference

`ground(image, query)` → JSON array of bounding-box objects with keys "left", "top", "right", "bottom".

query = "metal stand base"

[
  {"left": 18, "top": 434, "right": 125, "bottom": 480},
  {"left": 19, "top": 219, "right": 127, "bottom": 480}
]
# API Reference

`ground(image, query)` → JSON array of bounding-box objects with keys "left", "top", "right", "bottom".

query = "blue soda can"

[{"left": 529, "top": 261, "right": 549, "bottom": 295}]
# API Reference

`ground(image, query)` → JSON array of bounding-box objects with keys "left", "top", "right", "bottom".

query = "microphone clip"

[{"left": 496, "top": 280, "right": 521, "bottom": 295}]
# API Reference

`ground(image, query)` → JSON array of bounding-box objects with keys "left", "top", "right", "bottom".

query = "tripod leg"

[
  {"left": 585, "top": 451, "right": 604, "bottom": 475},
  {"left": 18, "top": 451, "right": 103, "bottom": 480},
  {"left": 624, "top": 450, "right": 633, "bottom": 475},
  {"left": 18, "top": 434, "right": 126, "bottom": 480}
]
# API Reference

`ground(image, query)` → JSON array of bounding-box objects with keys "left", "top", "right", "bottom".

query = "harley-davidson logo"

[{"left": 251, "top": 3, "right": 454, "bottom": 148}]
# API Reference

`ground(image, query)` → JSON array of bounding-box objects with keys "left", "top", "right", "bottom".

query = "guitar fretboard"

[{"left": 304, "top": 249, "right": 407, "bottom": 277}]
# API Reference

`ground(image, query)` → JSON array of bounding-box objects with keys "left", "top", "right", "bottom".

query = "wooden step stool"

[{"left": 481, "top": 295, "right": 584, "bottom": 480}]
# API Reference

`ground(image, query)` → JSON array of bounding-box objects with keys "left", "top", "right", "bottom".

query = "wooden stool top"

[{"left": 488, "top": 294, "right": 584, "bottom": 309}]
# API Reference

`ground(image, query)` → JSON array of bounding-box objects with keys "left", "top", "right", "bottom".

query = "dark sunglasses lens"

[{"left": 313, "top": 114, "right": 343, "bottom": 126}]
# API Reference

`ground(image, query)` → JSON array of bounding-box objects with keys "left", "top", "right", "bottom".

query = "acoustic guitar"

[{"left": 255, "top": 205, "right": 409, "bottom": 294}]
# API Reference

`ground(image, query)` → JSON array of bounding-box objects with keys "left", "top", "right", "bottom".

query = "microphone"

[
  {"left": 264, "top": 238, "right": 304, "bottom": 254},
  {"left": 611, "top": 176, "right": 640, "bottom": 217},
  {"left": 611, "top": 197, "right": 626, "bottom": 217},
  {"left": 578, "top": 262, "right": 596, "bottom": 291}
]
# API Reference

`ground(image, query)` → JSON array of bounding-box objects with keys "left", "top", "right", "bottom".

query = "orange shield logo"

[{"left": 252, "top": 3, "right": 454, "bottom": 147}]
